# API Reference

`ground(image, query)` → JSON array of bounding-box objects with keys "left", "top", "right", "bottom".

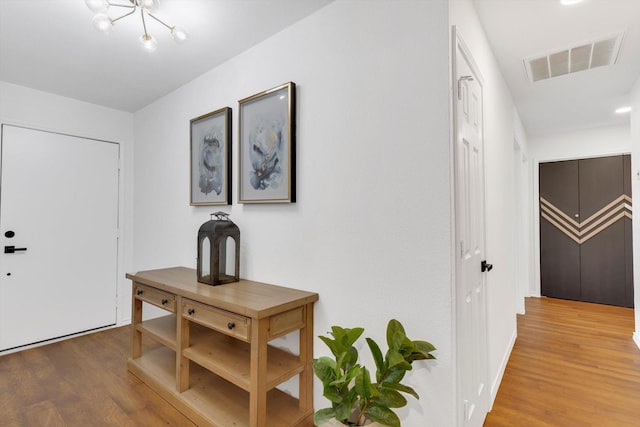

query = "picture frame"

[
  {"left": 238, "top": 82, "right": 296, "bottom": 203},
  {"left": 190, "top": 107, "right": 232, "bottom": 205}
]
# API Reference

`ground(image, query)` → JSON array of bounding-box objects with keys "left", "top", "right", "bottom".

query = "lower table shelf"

[
  {"left": 184, "top": 329, "right": 304, "bottom": 392},
  {"left": 128, "top": 347, "right": 313, "bottom": 427},
  {"left": 136, "top": 315, "right": 177, "bottom": 350}
]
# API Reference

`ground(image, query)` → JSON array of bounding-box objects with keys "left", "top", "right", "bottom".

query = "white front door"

[
  {"left": 0, "top": 125, "right": 119, "bottom": 351},
  {"left": 453, "top": 30, "right": 490, "bottom": 427}
]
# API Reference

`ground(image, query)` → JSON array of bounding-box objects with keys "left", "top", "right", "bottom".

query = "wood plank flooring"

[
  {"left": 2, "top": 297, "right": 638, "bottom": 426},
  {"left": 0, "top": 326, "right": 195, "bottom": 427},
  {"left": 484, "top": 297, "right": 640, "bottom": 427}
]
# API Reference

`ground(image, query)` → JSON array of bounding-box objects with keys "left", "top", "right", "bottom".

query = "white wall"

[
  {"left": 0, "top": 81, "right": 135, "bottom": 326},
  {"left": 529, "top": 124, "right": 631, "bottom": 162},
  {"left": 449, "top": 0, "right": 525, "bottom": 408},
  {"left": 631, "top": 77, "right": 640, "bottom": 349},
  {"left": 133, "top": 1, "right": 454, "bottom": 424},
  {"left": 529, "top": 124, "right": 632, "bottom": 298}
]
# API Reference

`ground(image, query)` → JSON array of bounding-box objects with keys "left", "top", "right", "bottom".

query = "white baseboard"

[
  {"left": 489, "top": 327, "right": 517, "bottom": 409},
  {"left": 634, "top": 331, "right": 640, "bottom": 351},
  {"left": 0, "top": 323, "right": 120, "bottom": 356}
]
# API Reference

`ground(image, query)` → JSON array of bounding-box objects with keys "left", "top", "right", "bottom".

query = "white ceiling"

[
  {"left": 0, "top": 0, "right": 639, "bottom": 139},
  {"left": 472, "top": 0, "right": 640, "bottom": 138},
  {"left": 0, "top": 0, "right": 334, "bottom": 112}
]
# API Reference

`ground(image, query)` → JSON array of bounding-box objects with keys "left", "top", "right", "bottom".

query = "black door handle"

[
  {"left": 481, "top": 260, "right": 493, "bottom": 272},
  {"left": 4, "top": 246, "right": 27, "bottom": 254}
]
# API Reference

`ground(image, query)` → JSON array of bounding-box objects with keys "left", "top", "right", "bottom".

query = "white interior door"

[
  {"left": 0, "top": 125, "right": 119, "bottom": 351},
  {"left": 453, "top": 30, "right": 490, "bottom": 427}
]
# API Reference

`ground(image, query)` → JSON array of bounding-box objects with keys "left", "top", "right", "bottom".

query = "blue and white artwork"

[
  {"left": 248, "top": 117, "right": 285, "bottom": 191},
  {"left": 239, "top": 82, "right": 295, "bottom": 203},
  {"left": 190, "top": 107, "right": 231, "bottom": 205},
  {"left": 198, "top": 127, "right": 224, "bottom": 196}
]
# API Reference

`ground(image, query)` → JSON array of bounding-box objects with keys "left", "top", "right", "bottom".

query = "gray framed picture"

[
  {"left": 238, "top": 82, "right": 296, "bottom": 203},
  {"left": 190, "top": 107, "right": 232, "bottom": 205}
]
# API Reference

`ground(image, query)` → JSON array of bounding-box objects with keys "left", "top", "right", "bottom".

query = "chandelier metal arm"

[
  {"left": 140, "top": 7, "right": 149, "bottom": 37},
  {"left": 146, "top": 13, "right": 174, "bottom": 31},
  {"left": 107, "top": 2, "right": 137, "bottom": 25}
]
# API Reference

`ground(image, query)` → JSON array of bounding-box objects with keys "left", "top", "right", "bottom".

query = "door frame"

[
  {"left": 451, "top": 26, "right": 490, "bottom": 427},
  {"left": 513, "top": 138, "right": 530, "bottom": 314}
]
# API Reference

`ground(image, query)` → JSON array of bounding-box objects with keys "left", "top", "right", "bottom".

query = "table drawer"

[
  {"left": 182, "top": 299, "right": 251, "bottom": 342},
  {"left": 269, "top": 306, "right": 305, "bottom": 339},
  {"left": 134, "top": 283, "right": 176, "bottom": 313}
]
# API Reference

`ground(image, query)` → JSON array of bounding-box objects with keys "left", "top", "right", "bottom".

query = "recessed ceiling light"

[
  {"left": 615, "top": 106, "right": 632, "bottom": 114},
  {"left": 560, "top": 0, "right": 584, "bottom": 5}
]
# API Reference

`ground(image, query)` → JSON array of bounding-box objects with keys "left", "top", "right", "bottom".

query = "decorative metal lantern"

[{"left": 197, "top": 212, "right": 240, "bottom": 285}]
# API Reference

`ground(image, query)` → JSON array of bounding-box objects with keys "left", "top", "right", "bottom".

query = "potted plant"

[{"left": 312, "top": 319, "right": 436, "bottom": 427}]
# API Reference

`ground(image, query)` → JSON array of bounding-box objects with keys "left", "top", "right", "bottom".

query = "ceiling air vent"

[{"left": 523, "top": 32, "right": 625, "bottom": 82}]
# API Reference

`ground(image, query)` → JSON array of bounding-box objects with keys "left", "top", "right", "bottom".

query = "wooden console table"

[{"left": 126, "top": 267, "right": 318, "bottom": 427}]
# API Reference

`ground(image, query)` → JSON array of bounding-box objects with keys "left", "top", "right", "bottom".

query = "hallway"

[{"left": 484, "top": 297, "right": 640, "bottom": 426}]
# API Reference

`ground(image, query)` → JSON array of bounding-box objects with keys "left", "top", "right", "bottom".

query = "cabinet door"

[
  {"left": 539, "top": 155, "right": 634, "bottom": 308},
  {"left": 539, "top": 159, "right": 581, "bottom": 301},
  {"left": 579, "top": 156, "right": 627, "bottom": 306}
]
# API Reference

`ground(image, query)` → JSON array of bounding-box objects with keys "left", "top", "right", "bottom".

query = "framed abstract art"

[
  {"left": 238, "top": 82, "right": 296, "bottom": 203},
  {"left": 190, "top": 107, "right": 232, "bottom": 205}
]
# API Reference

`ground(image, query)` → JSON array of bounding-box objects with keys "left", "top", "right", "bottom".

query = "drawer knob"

[
  {"left": 161, "top": 298, "right": 168, "bottom": 305},
  {"left": 188, "top": 308, "right": 195, "bottom": 315},
  {"left": 227, "top": 322, "right": 235, "bottom": 330},
  {"left": 136, "top": 289, "right": 143, "bottom": 296}
]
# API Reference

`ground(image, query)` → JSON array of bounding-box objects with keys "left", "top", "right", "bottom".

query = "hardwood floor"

[
  {"left": 484, "top": 297, "right": 640, "bottom": 427},
  {"left": 2, "top": 297, "right": 638, "bottom": 426},
  {"left": 0, "top": 326, "right": 195, "bottom": 427}
]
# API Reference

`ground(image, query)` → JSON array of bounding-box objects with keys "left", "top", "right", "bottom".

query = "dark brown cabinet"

[{"left": 539, "top": 154, "right": 633, "bottom": 307}]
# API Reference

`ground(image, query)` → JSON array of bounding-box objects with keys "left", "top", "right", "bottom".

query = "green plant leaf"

[
  {"left": 314, "top": 407, "right": 337, "bottom": 424},
  {"left": 355, "top": 366, "right": 377, "bottom": 400},
  {"left": 373, "top": 386, "right": 407, "bottom": 408},
  {"left": 386, "top": 319, "right": 405, "bottom": 349},
  {"left": 313, "top": 357, "right": 337, "bottom": 383},
  {"left": 319, "top": 335, "right": 341, "bottom": 358},
  {"left": 387, "top": 349, "right": 411, "bottom": 371},
  {"left": 331, "top": 364, "right": 361, "bottom": 388},
  {"left": 399, "top": 335, "right": 415, "bottom": 357},
  {"left": 344, "top": 346, "right": 360, "bottom": 371},
  {"left": 382, "top": 367, "right": 406, "bottom": 384},
  {"left": 365, "top": 404, "right": 401, "bottom": 427},
  {"left": 366, "top": 337, "right": 385, "bottom": 381},
  {"left": 332, "top": 326, "right": 364, "bottom": 351},
  {"left": 323, "top": 385, "right": 343, "bottom": 404},
  {"left": 334, "top": 402, "right": 352, "bottom": 422},
  {"left": 411, "top": 340, "right": 437, "bottom": 360},
  {"left": 390, "top": 330, "right": 411, "bottom": 355},
  {"left": 381, "top": 381, "right": 420, "bottom": 400},
  {"left": 345, "top": 326, "right": 365, "bottom": 345}
]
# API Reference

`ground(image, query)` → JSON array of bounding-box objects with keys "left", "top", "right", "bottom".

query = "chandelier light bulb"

[
  {"left": 139, "top": 34, "right": 158, "bottom": 52},
  {"left": 171, "top": 26, "right": 189, "bottom": 43},
  {"left": 139, "top": 0, "right": 160, "bottom": 12},
  {"left": 85, "top": 0, "right": 109, "bottom": 13},
  {"left": 92, "top": 13, "right": 113, "bottom": 33}
]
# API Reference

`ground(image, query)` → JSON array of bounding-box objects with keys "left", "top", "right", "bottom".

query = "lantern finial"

[{"left": 211, "top": 211, "right": 229, "bottom": 220}]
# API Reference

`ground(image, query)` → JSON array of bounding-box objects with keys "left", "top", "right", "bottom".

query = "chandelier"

[{"left": 85, "top": 0, "right": 188, "bottom": 52}]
